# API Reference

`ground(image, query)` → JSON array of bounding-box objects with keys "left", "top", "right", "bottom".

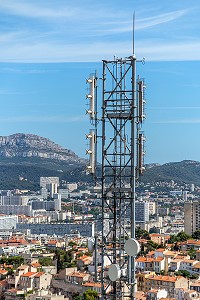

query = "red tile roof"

[{"left": 21, "top": 272, "right": 37, "bottom": 278}]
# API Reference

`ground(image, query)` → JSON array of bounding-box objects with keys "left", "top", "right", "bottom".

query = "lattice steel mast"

[{"left": 86, "top": 22, "right": 146, "bottom": 300}]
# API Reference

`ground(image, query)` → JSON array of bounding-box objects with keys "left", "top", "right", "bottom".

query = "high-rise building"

[
  {"left": 184, "top": 200, "right": 200, "bottom": 235},
  {"left": 135, "top": 200, "right": 149, "bottom": 224},
  {"left": 40, "top": 177, "right": 59, "bottom": 198},
  {"left": 54, "top": 194, "right": 61, "bottom": 211},
  {"left": 148, "top": 201, "right": 156, "bottom": 215}
]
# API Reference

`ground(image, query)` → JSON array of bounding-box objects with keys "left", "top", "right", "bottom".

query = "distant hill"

[
  {"left": 142, "top": 160, "right": 200, "bottom": 185},
  {"left": 0, "top": 133, "right": 84, "bottom": 163},
  {"left": 0, "top": 133, "right": 89, "bottom": 190},
  {"left": 0, "top": 134, "right": 199, "bottom": 190}
]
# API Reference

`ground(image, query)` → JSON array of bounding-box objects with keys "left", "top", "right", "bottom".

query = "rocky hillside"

[
  {"left": 0, "top": 133, "right": 83, "bottom": 163},
  {"left": 0, "top": 133, "right": 89, "bottom": 190},
  {"left": 0, "top": 134, "right": 200, "bottom": 190}
]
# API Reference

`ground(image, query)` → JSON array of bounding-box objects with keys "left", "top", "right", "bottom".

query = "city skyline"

[{"left": 0, "top": 1, "right": 200, "bottom": 164}]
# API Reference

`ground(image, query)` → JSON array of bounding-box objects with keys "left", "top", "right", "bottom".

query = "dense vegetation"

[
  {"left": 0, "top": 157, "right": 90, "bottom": 190},
  {"left": 142, "top": 160, "right": 200, "bottom": 185},
  {"left": 1, "top": 157, "right": 200, "bottom": 190},
  {"left": 0, "top": 256, "right": 24, "bottom": 268},
  {"left": 38, "top": 257, "right": 54, "bottom": 266},
  {"left": 54, "top": 249, "right": 77, "bottom": 271},
  {"left": 73, "top": 289, "right": 99, "bottom": 300}
]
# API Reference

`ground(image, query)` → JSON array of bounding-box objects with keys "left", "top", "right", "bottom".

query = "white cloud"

[
  {"left": 1, "top": 38, "right": 200, "bottom": 62},
  {"left": 64, "top": 9, "right": 188, "bottom": 37},
  {"left": 0, "top": 1, "right": 79, "bottom": 19},
  {"left": 0, "top": 89, "right": 29, "bottom": 95},
  {"left": 0, "top": 1, "right": 197, "bottom": 62},
  {"left": 137, "top": 41, "right": 200, "bottom": 61},
  {"left": 136, "top": 10, "right": 187, "bottom": 30}
]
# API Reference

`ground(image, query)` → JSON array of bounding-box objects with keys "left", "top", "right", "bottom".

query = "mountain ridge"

[
  {"left": 0, "top": 133, "right": 84, "bottom": 163},
  {"left": 142, "top": 159, "right": 200, "bottom": 185},
  {"left": 0, "top": 133, "right": 199, "bottom": 190}
]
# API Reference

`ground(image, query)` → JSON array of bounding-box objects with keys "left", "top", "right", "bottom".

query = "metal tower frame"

[
  {"left": 85, "top": 39, "right": 146, "bottom": 298},
  {"left": 100, "top": 55, "right": 145, "bottom": 299}
]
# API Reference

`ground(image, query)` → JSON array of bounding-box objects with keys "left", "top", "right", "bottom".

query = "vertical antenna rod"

[{"left": 133, "top": 12, "right": 135, "bottom": 56}]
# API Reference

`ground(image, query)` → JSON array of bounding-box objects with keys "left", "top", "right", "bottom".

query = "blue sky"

[{"left": 0, "top": 0, "right": 200, "bottom": 164}]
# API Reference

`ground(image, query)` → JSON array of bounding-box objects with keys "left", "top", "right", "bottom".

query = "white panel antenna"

[
  {"left": 86, "top": 130, "right": 96, "bottom": 174},
  {"left": 137, "top": 133, "right": 145, "bottom": 176},
  {"left": 138, "top": 80, "right": 146, "bottom": 123},
  {"left": 86, "top": 76, "right": 96, "bottom": 119}
]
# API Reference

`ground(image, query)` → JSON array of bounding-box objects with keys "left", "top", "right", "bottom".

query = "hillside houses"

[{"left": 0, "top": 231, "right": 199, "bottom": 299}]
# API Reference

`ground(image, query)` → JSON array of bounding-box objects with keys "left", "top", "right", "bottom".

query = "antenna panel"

[
  {"left": 138, "top": 80, "right": 146, "bottom": 123},
  {"left": 86, "top": 76, "right": 96, "bottom": 119},
  {"left": 86, "top": 130, "right": 96, "bottom": 174},
  {"left": 137, "top": 133, "right": 145, "bottom": 176}
]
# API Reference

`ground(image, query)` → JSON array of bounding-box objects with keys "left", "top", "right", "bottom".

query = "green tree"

[
  {"left": 174, "top": 270, "right": 198, "bottom": 279},
  {"left": 146, "top": 240, "right": 159, "bottom": 251},
  {"left": 69, "top": 241, "right": 77, "bottom": 248},
  {"left": 171, "top": 242, "right": 180, "bottom": 251},
  {"left": 175, "top": 270, "right": 191, "bottom": 278},
  {"left": 0, "top": 256, "right": 24, "bottom": 268},
  {"left": 135, "top": 227, "right": 150, "bottom": 240},
  {"left": 73, "top": 295, "right": 82, "bottom": 300},
  {"left": 54, "top": 248, "right": 77, "bottom": 271},
  {"left": 38, "top": 257, "right": 53, "bottom": 266},
  {"left": 176, "top": 231, "right": 191, "bottom": 242},
  {"left": 192, "top": 230, "right": 200, "bottom": 239},
  {"left": 169, "top": 231, "right": 191, "bottom": 243},
  {"left": 83, "top": 289, "right": 99, "bottom": 300},
  {"left": 187, "top": 248, "right": 196, "bottom": 260},
  {"left": 168, "top": 234, "right": 177, "bottom": 244}
]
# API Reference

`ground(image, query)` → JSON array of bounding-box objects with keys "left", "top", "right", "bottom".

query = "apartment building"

[
  {"left": 184, "top": 200, "right": 200, "bottom": 235},
  {"left": 146, "top": 275, "right": 188, "bottom": 298}
]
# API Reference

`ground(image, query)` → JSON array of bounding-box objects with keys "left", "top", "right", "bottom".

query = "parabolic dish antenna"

[
  {"left": 124, "top": 238, "right": 140, "bottom": 256},
  {"left": 108, "top": 264, "right": 121, "bottom": 281}
]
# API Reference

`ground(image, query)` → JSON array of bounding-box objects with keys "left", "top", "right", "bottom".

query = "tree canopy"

[
  {"left": 135, "top": 227, "right": 150, "bottom": 240},
  {"left": 83, "top": 289, "right": 99, "bottom": 300},
  {"left": 169, "top": 231, "right": 191, "bottom": 243}
]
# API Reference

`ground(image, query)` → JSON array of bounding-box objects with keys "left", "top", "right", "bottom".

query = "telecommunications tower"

[{"left": 86, "top": 23, "right": 146, "bottom": 300}]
